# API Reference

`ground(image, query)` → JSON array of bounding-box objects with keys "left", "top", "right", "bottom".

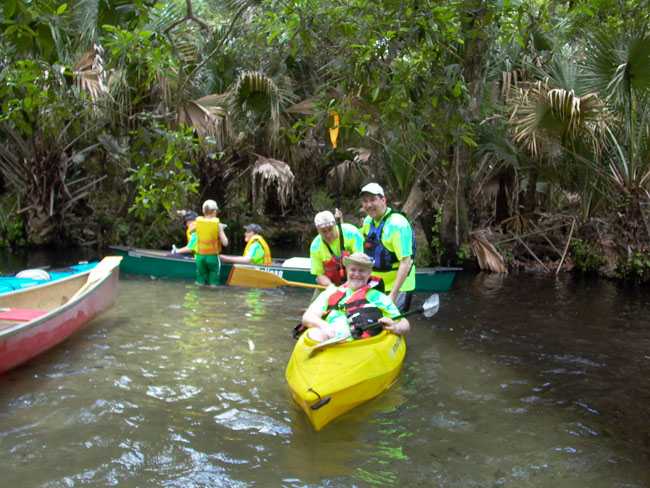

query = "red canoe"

[{"left": 0, "top": 256, "right": 122, "bottom": 374}]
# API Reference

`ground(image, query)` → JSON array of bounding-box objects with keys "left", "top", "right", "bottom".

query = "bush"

[{"left": 570, "top": 238, "right": 605, "bottom": 273}]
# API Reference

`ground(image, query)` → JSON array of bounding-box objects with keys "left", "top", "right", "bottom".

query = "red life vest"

[
  {"left": 322, "top": 223, "right": 348, "bottom": 285},
  {"left": 325, "top": 277, "right": 385, "bottom": 337},
  {"left": 322, "top": 248, "right": 349, "bottom": 285}
]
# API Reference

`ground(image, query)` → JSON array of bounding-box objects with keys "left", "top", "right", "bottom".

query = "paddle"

[
  {"left": 303, "top": 293, "right": 440, "bottom": 351},
  {"left": 226, "top": 265, "right": 326, "bottom": 290},
  {"left": 67, "top": 256, "right": 123, "bottom": 302}
]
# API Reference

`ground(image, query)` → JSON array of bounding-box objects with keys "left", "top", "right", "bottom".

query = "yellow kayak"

[{"left": 285, "top": 330, "right": 406, "bottom": 431}]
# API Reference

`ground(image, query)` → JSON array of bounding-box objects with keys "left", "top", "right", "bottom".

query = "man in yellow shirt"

[
  {"left": 360, "top": 183, "right": 416, "bottom": 312},
  {"left": 309, "top": 210, "right": 364, "bottom": 287}
]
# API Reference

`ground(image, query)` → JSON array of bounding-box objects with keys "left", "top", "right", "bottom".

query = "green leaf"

[
  {"left": 56, "top": 3, "right": 67, "bottom": 15},
  {"left": 4, "top": 0, "right": 16, "bottom": 18},
  {"left": 460, "top": 135, "right": 477, "bottom": 147},
  {"left": 515, "top": 34, "right": 524, "bottom": 48}
]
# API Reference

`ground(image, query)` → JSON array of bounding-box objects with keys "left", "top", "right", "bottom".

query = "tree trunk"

[
  {"left": 522, "top": 165, "right": 538, "bottom": 215},
  {"left": 401, "top": 180, "right": 425, "bottom": 222},
  {"left": 440, "top": 144, "right": 470, "bottom": 260},
  {"left": 439, "top": 2, "right": 488, "bottom": 262}
]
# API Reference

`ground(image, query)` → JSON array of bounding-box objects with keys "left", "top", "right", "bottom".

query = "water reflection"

[{"left": 0, "top": 272, "right": 649, "bottom": 487}]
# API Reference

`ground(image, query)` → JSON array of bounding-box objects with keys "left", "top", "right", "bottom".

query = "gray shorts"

[{"left": 393, "top": 291, "right": 413, "bottom": 314}]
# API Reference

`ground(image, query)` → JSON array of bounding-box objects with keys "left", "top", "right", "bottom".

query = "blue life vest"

[{"left": 363, "top": 210, "right": 416, "bottom": 272}]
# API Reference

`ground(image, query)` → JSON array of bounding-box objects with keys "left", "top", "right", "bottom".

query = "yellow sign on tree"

[{"left": 328, "top": 111, "right": 340, "bottom": 149}]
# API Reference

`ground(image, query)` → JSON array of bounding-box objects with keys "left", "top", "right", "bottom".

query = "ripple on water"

[
  {"left": 1, "top": 275, "right": 648, "bottom": 488},
  {"left": 145, "top": 384, "right": 202, "bottom": 402},
  {"left": 212, "top": 408, "right": 292, "bottom": 436},
  {"left": 428, "top": 411, "right": 473, "bottom": 433}
]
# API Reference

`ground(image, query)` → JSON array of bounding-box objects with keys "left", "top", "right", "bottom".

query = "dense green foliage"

[{"left": 1, "top": 0, "right": 649, "bottom": 281}]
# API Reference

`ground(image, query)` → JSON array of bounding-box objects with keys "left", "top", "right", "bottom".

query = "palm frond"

[
  {"left": 251, "top": 156, "right": 295, "bottom": 210},
  {"left": 582, "top": 24, "right": 650, "bottom": 112},
  {"left": 228, "top": 71, "right": 297, "bottom": 147},
  {"left": 73, "top": 0, "right": 101, "bottom": 45},
  {"left": 285, "top": 99, "right": 317, "bottom": 115},
  {"left": 510, "top": 81, "right": 608, "bottom": 159},
  {"left": 73, "top": 47, "right": 109, "bottom": 100},
  {"left": 179, "top": 95, "right": 233, "bottom": 149},
  {"left": 470, "top": 229, "right": 508, "bottom": 273}
]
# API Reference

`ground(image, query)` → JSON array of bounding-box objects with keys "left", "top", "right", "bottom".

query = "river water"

[{"left": 1, "top": 251, "right": 649, "bottom": 487}]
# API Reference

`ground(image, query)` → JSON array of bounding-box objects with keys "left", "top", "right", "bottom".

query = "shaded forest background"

[{"left": 1, "top": 0, "right": 649, "bottom": 282}]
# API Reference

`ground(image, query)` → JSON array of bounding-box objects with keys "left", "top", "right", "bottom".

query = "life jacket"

[
  {"left": 243, "top": 234, "right": 272, "bottom": 265},
  {"left": 186, "top": 227, "right": 193, "bottom": 246},
  {"left": 323, "top": 244, "right": 348, "bottom": 285},
  {"left": 322, "top": 223, "right": 347, "bottom": 285},
  {"left": 290, "top": 277, "right": 385, "bottom": 340},
  {"left": 363, "top": 209, "right": 416, "bottom": 272},
  {"left": 324, "top": 277, "right": 385, "bottom": 337},
  {"left": 195, "top": 217, "right": 222, "bottom": 255}
]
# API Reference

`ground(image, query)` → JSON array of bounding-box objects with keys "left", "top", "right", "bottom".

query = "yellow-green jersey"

[
  {"left": 310, "top": 223, "right": 364, "bottom": 280},
  {"left": 361, "top": 208, "right": 416, "bottom": 292}
]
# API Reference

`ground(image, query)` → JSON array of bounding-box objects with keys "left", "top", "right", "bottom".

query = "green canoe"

[{"left": 108, "top": 245, "right": 461, "bottom": 292}]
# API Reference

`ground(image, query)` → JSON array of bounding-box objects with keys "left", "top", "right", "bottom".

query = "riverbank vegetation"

[{"left": 1, "top": 0, "right": 649, "bottom": 282}]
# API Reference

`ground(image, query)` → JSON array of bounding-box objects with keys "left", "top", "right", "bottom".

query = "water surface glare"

[{"left": 1, "top": 273, "right": 648, "bottom": 487}]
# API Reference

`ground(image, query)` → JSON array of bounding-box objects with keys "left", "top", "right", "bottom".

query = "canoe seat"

[{"left": 0, "top": 308, "right": 48, "bottom": 322}]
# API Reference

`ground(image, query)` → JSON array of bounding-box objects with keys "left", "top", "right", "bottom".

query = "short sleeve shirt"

[
  {"left": 310, "top": 223, "right": 364, "bottom": 276},
  {"left": 311, "top": 284, "right": 401, "bottom": 322},
  {"left": 244, "top": 241, "right": 265, "bottom": 265},
  {"left": 188, "top": 233, "right": 198, "bottom": 253},
  {"left": 361, "top": 208, "right": 416, "bottom": 292}
]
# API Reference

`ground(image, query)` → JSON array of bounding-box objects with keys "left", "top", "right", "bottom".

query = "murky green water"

[{"left": 1, "top": 270, "right": 649, "bottom": 487}]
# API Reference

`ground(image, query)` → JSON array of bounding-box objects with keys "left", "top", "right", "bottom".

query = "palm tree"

[
  {"left": 578, "top": 23, "right": 650, "bottom": 256},
  {"left": 504, "top": 45, "right": 617, "bottom": 218},
  {"left": 506, "top": 20, "right": 650, "bottom": 274}
]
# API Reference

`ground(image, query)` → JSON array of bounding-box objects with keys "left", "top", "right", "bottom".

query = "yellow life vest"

[
  {"left": 195, "top": 217, "right": 222, "bottom": 255},
  {"left": 186, "top": 227, "right": 193, "bottom": 246},
  {"left": 243, "top": 234, "right": 272, "bottom": 264}
]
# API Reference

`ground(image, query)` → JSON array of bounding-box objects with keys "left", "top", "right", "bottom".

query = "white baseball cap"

[
  {"left": 314, "top": 211, "right": 337, "bottom": 229},
  {"left": 202, "top": 199, "right": 218, "bottom": 213},
  {"left": 360, "top": 183, "right": 385, "bottom": 197}
]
